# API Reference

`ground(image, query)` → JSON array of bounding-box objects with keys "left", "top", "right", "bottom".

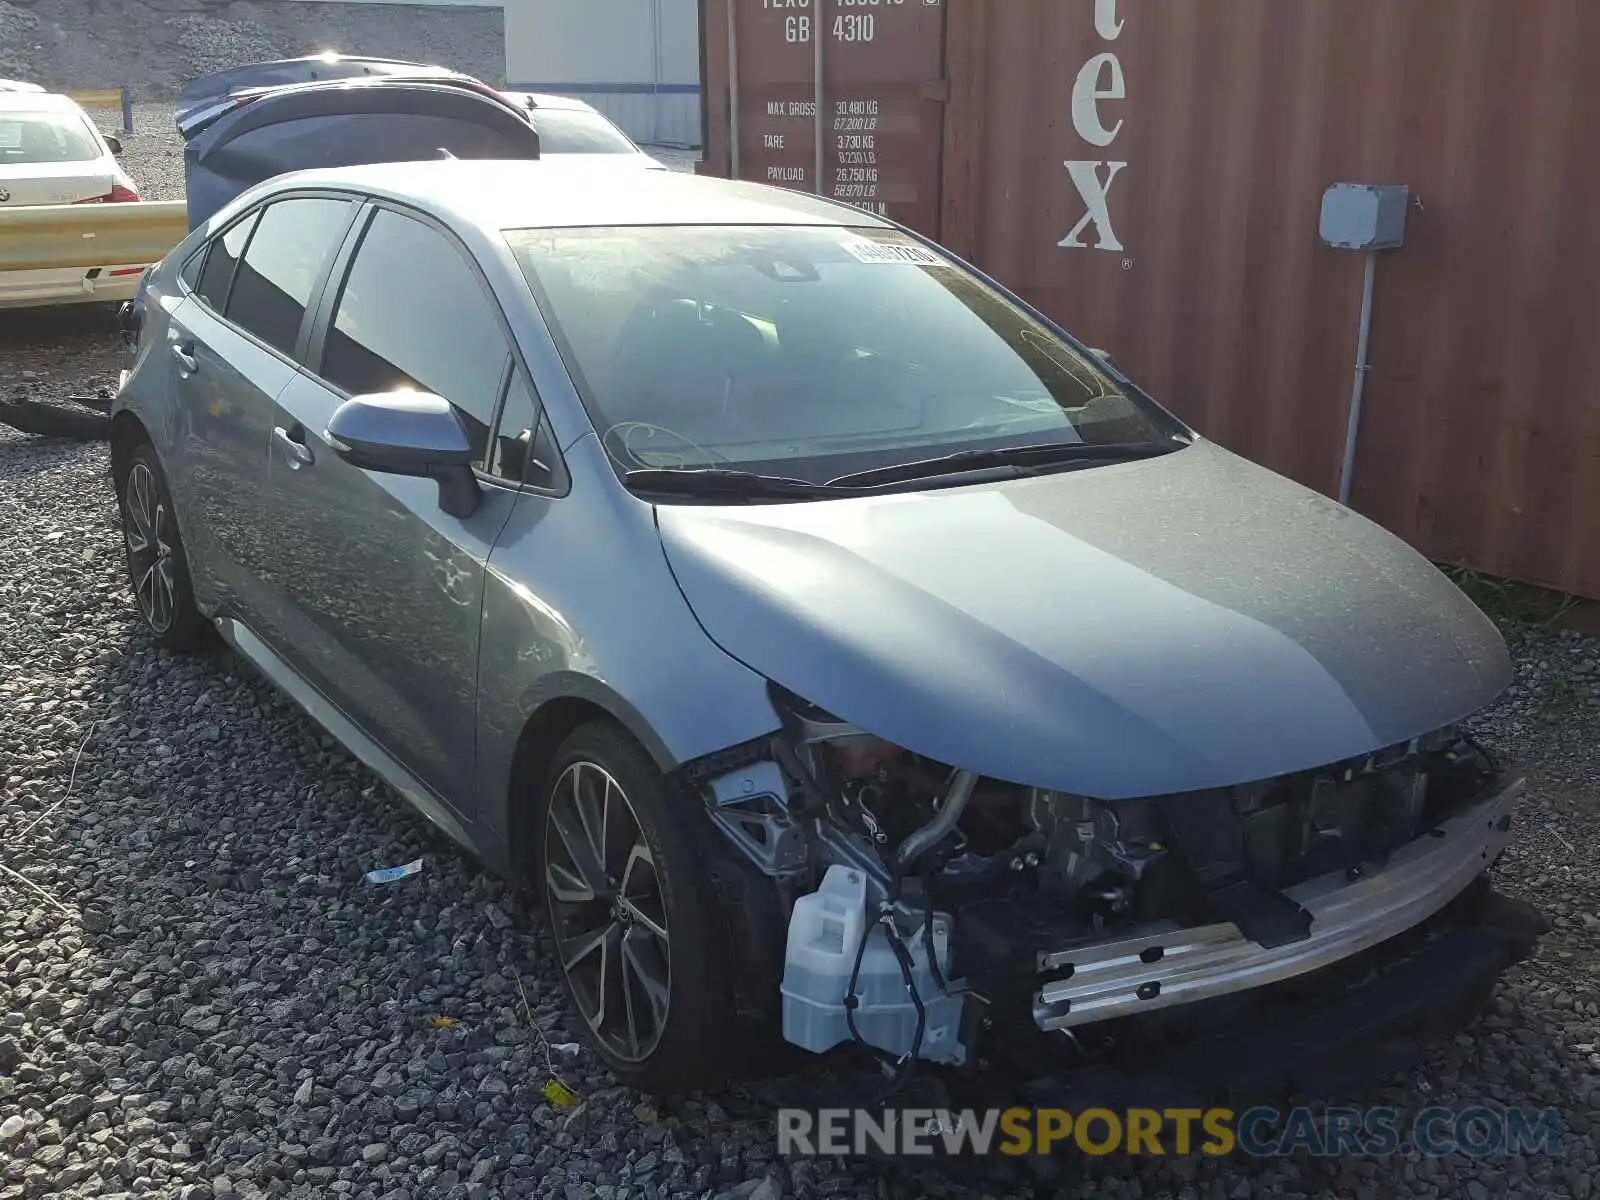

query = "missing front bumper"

[
  {"left": 958, "top": 880, "right": 1545, "bottom": 1152},
  {"left": 1033, "top": 771, "right": 1523, "bottom": 1032}
]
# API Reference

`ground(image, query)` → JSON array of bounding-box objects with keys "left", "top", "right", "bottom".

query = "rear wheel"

[
  {"left": 534, "top": 720, "right": 736, "bottom": 1093},
  {"left": 116, "top": 442, "right": 211, "bottom": 651}
]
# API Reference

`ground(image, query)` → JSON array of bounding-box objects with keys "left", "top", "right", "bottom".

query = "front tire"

[
  {"left": 534, "top": 720, "right": 737, "bottom": 1093},
  {"left": 115, "top": 442, "right": 211, "bottom": 651}
]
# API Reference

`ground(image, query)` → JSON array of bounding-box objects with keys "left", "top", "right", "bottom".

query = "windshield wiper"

[
  {"left": 825, "top": 438, "right": 1185, "bottom": 489},
  {"left": 622, "top": 467, "right": 841, "bottom": 499}
]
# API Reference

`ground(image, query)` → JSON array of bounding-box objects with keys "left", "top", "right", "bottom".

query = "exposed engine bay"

[{"left": 687, "top": 683, "right": 1522, "bottom": 1084}]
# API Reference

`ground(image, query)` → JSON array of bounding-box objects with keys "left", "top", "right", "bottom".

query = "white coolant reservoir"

[{"left": 780, "top": 863, "right": 967, "bottom": 1065}]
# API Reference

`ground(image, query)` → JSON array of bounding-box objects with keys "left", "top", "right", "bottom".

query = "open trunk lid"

[
  {"left": 177, "top": 65, "right": 541, "bottom": 231},
  {"left": 174, "top": 55, "right": 468, "bottom": 135}
]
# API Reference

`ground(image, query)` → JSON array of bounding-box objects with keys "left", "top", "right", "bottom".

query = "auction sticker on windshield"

[{"left": 841, "top": 239, "right": 943, "bottom": 266}]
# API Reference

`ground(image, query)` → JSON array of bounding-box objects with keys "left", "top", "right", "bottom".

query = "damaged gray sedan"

[{"left": 111, "top": 158, "right": 1544, "bottom": 1101}]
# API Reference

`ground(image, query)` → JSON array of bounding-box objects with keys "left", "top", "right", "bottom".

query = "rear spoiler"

[
  {"left": 175, "top": 54, "right": 475, "bottom": 138},
  {"left": 178, "top": 72, "right": 542, "bottom": 230},
  {"left": 177, "top": 74, "right": 535, "bottom": 143}
]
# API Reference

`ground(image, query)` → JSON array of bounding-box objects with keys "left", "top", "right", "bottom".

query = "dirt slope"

[{"left": 0, "top": 0, "right": 504, "bottom": 100}]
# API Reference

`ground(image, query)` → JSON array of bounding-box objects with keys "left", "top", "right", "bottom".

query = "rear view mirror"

[
  {"left": 325, "top": 390, "right": 480, "bottom": 517},
  {"left": 104, "top": 134, "right": 122, "bottom": 155}
]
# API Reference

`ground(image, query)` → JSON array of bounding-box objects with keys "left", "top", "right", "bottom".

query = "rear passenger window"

[
  {"left": 193, "top": 211, "right": 257, "bottom": 311},
  {"left": 225, "top": 197, "right": 353, "bottom": 356},
  {"left": 180, "top": 245, "right": 206, "bottom": 292},
  {"left": 319, "top": 208, "right": 512, "bottom": 466}
]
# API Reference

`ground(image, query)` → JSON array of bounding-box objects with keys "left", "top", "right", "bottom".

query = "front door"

[{"left": 259, "top": 204, "right": 529, "bottom": 815}]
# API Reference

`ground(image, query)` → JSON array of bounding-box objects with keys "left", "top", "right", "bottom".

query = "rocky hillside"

[{"left": 0, "top": 0, "right": 504, "bottom": 99}]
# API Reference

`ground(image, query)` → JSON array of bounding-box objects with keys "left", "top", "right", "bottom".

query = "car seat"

[
  {"left": 608, "top": 296, "right": 770, "bottom": 434},
  {"left": 19, "top": 121, "right": 62, "bottom": 161}
]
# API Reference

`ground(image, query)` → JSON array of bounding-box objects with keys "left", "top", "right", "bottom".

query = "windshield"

[
  {"left": 0, "top": 110, "right": 102, "bottom": 164},
  {"left": 527, "top": 108, "right": 639, "bottom": 154},
  {"left": 506, "top": 224, "right": 1179, "bottom": 483}
]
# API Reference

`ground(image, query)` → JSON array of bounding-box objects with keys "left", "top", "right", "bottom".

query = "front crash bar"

[{"left": 1034, "top": 770, "right": 1522, "bottom": 1031}]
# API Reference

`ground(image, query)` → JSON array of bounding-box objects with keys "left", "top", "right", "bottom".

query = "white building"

[{"left": 504, "top": 0, "right": 702, "bottom": 148}]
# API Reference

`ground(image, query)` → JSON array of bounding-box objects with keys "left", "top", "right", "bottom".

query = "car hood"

[{"left": 653, "top": 439, "right": 1512, "bottom": 799}]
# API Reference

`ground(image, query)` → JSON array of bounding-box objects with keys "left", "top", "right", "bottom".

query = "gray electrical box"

[{"left": 1319, "top": 183, "right": 1409, "bottom": 251}]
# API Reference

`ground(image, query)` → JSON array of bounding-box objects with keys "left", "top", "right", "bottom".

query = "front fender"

[
  {"left": 473, "top": 438, "right": 785, "bottom": 851},
  {"left": 515, "top": 670, "right": 682, "bottom": 775}
]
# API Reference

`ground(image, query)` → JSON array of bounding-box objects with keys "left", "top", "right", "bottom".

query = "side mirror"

[
  {"left": 104, "top": 134, "right": 122, "bottom": 155},
  {"left": 325, "top": 390, "right": 480, "bottom": 518}
]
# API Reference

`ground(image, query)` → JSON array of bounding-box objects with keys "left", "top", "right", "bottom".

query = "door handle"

[
  {"left": 272, "top": 425, "right": 314, "bottom": 469},
  {"left": 170, "top": 342, "right": 198, "bottom": 374}
]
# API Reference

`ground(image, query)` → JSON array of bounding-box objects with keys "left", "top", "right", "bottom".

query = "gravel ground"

[{"left": 2, "top": 92, "right": 1598, "bottom": 1200}]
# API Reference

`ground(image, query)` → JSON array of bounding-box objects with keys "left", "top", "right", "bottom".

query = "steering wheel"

[{"left": 603, "top": 421, "right": 730, "bottom": 468}]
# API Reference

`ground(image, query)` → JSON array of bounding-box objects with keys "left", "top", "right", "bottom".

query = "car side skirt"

[{"left": 215, "top": 615, "right": 478, "bottom": 855}]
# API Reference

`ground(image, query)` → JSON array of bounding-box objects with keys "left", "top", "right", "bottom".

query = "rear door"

[
  {"left": 163, "top": 192, "right": 360, "bottom": 625},
  {"left": 258, "top": 202, "right": 533, "bottom": 815}
]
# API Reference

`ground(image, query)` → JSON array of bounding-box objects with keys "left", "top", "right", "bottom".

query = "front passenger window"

[{"left": 319, "top": 208, "right": 513, "bottom": 467}]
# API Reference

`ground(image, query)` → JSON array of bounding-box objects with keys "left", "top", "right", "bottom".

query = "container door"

[{"left": 708, "top": 0, "right": 947, "bottom": 238}]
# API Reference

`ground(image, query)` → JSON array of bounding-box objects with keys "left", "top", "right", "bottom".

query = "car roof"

[
  {"left": 0, "top": 91, "right": 86, "bottom": 114},
  {"left": 262, "top": 159, "right": 893, "bottom": 232}
]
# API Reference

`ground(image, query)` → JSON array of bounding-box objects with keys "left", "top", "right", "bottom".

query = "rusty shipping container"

[{"left": 697, "top": 0, "right": 1600, "bottom": 599}]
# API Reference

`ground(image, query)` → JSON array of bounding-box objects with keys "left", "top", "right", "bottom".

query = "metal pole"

[
  {"left": 813, "top": 0, "right": 824, "bottom": 195},
  {"left": 650, "top": 0, "right": 662, "bottom": 145},
  {"left": 726, "top": 0, "right": 741, "bottom": 179},
  {"left": 1337, "top": 249, "right": 1378, "bottom": 506}
]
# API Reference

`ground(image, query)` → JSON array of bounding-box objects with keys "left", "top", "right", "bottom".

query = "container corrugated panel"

[
  {"left": 697, "top": 0, "right": 948, "bottom": 233},
  {"left": 699, "top": 0, "right": 1600, "bottom": 599}
]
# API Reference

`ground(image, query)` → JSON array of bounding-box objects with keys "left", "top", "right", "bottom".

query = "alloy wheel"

[
  {"left": 544, "top": 761, "right": 672, "bottom": 1063},
  {"left": 122, "top": 461, "right": 177, "bottom": 634}
]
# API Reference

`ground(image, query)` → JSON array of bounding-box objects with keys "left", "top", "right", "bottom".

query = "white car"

[
  {"left": 497, "top": 91, "right": 666, "bottom": 168},
  {"left": 0, "top": 90, "right": 148, "bottom": 310}
]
